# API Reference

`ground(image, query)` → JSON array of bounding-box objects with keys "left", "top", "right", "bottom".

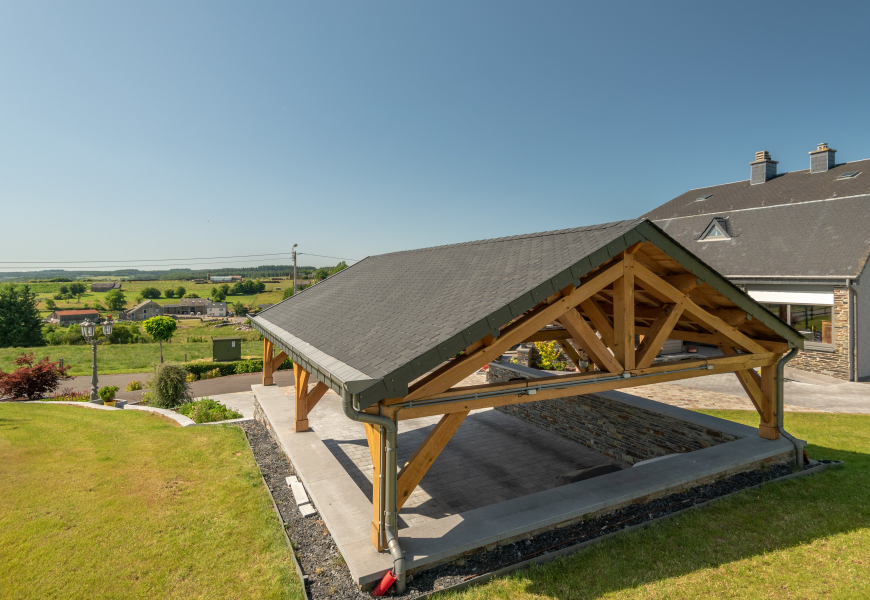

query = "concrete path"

[
  {"left": 64, "top": 369, "right": 297, "bottom": 402},
  {"left": 665, "top": 369, "right": 870, "bottom": 414},
  {"left": 206, "top": 392, "right": 257, "bottom": 419}
]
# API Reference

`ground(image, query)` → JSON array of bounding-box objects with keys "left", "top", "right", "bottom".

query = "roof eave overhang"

[{"left": 251, "top": 315, "right": 383, "bottom": 399}]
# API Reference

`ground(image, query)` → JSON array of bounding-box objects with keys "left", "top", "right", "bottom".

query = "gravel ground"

[{"left": 240, "top": 419, "right": 797, "bottom": 599}]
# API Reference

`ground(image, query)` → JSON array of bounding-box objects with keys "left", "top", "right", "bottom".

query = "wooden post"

[
  {"left": 293, "top": 364, "right": 310, "bottom": 431},
  {"left": 759, "top": 363, "right": 780, "bottom": 440},
  {"left": 365, "top": 423, "right": 386, "bottom": 551},
  {"left": 612, "top": 253, "right": 636, "bottom": 369},
  {"left": 263, "top": 338, "right": 274, "bottom": 386}
]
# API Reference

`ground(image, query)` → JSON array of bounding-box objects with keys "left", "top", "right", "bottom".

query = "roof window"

[
  {"left": 837, "top": 171, "right": 860, "bottom": 180},
  {"left": 695, "top": 194, "right": 712, "bottom": 202},
  {"left": 698, "top": 218, "right": 731, "bottom": 242}
]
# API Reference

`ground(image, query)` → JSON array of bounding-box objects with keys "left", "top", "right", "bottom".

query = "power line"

[
  {"left": 297, "top": 253, "right": 360, "bottom": 262},
  {"left": 0, "top": 251, "right": 298, "bottom": 265}
]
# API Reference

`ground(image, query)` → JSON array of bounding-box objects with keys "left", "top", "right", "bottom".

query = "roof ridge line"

[
  {"left": 652, "top": 193, "right": 870, "bottom": 223},
  {"left": 373, "top": 219, "right": 644, "bottom": 259}
]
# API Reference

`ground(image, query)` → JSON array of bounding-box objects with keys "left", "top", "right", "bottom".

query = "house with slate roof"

[
  {"left": 121, "top": 300, "right": 163, "bottom": 321},
  {"left": 644, "top": 144, "right": 870, "bottom": 381},
  {"left": 90, "top": 282, "right": 121, "bottom": 292}
]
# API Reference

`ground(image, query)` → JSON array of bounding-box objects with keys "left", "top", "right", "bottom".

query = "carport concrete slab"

[{"left": 252, "top": 384, "right": 798, "bottom": 586}]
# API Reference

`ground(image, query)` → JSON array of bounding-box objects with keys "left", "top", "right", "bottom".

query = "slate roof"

[
  {"left": 252, "top": 219, "right": 803, "bottom": 408},
  {"left": 126, "top": 300, "right": 161, "bottom": 312},
  {"left": 643, "top": 159, "right": 870, "bottom": 280},
  {"left": 90, "top": 282, "right": 120, "bottom": 292},
  {"left": 53, "top": 310, "right": 99, "bottom": 317}
]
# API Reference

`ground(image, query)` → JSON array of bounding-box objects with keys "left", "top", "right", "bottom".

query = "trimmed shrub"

[
  {"left": 183, "top": 357, "right": 292, "bottom": 379},
  {"left": 176, "top": 397, "right": 243, "bottom": 424},
  {"left": 147, "top": 363, "right": 191, "bottom": 408}
]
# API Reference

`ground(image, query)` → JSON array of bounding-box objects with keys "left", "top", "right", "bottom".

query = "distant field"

[
  {"left": 25, "top": 279, "right": 288, "bottom": 317},
  {"left": 0, "top": 339, "right": 263, "bottom": 376}
]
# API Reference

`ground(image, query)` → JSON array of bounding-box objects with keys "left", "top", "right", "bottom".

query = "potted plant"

[{"left": 98, "top": 385, "right": 119, "bottom": 407}]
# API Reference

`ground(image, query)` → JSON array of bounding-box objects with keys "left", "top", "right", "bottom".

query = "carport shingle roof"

[{"left": 252, "top": 218, "right": 801, "bottom": 407}]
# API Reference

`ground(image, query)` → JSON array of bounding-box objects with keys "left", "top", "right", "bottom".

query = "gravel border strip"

[{"left": 240, "top": 416, "right": 842, "bottom": 599}]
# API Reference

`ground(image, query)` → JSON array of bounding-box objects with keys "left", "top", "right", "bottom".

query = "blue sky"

[{"left": 2, "top": 1, "right": 869, "bottom": 272}]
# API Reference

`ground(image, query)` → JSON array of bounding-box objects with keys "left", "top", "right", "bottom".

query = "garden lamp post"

[{"left": 80, "top": 318, "right": 113, "bottom": 403}]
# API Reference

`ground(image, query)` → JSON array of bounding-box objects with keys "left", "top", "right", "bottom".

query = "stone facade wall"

[
  {"left": 488, "top": 363, "right": 737, "bottom": 465},
  {"left": 788, "top": 287, "right": 851, "bottom": 380}
]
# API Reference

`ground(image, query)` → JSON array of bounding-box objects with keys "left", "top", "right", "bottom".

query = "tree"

[
  {"left": 0, "top": 352, "right": 72, "bottom": 399},
  {"left": 104, "top": 289, "right": 127, "bottom": 311},
  {"left": 184, "top": 292, "right": 199, "bottom": 298},
  {"left": 140, "top": 287, "right": 161, "bottom": 299},
  {"left": 164, "top": 288, "right": 176, "bottom": 298},
  {"left": 329, "top": 261, "right": 348, "bottom": 276},
  {"left": 253, "top": 280, "right": 266, "bottom": 293},
  {"left": 313, "top": 268, "right": 329, "bottom": 280},
  {"left": 58, "top": 284, "right": 70, "bottom": 295},
  {"left": 108, "top": 321, "right": 142, "bottom": 345},
  {"left": 68, "top": 282, "right": 86, "bottom": 296},
  {"left": 175, "top": 286, "right": 186, "bottom": 298},
  {"left": 45, "top": 298, "right": 57, "bottom": 311},
  {"left": 219, "top": 284, "right": 230, "bottom": 296},
  {"left": 231, "top": 301, "right": 248, "bottom": 316},
  {"left": 230, "top": 281, "right": 245, "bottom": 295},
  {"left": 143, "top": 316, "right": 177, "bottom": 363},
  {"left": 213, "top": 290, "right": 226, "bottom": 302},
  {"left": 0, "top": 284, "right": 45, "bottom": 348}
]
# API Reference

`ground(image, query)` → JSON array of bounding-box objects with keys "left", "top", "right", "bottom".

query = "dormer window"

[{"left": 699, "top": 218, "right": 731, "bottom": 242}]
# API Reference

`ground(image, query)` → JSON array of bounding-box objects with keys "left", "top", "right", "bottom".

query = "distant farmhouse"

[
  {"left": 164, "top": 298, "right": 227, "bottom": 317},
  {"left": 644, "top": 143, "right": 870, "bottom": 381},
  {"left": 48, "top": 309, "right": 99, "bottom": 325},
  {"left": 122, "top": 300, "right": 163, "bottom": 321},
  {"left": 90, "top": 282, "right": 121, "bottom": 292},
  {"left": 209, "top": 275, "right": 243, "bottom": 283}
]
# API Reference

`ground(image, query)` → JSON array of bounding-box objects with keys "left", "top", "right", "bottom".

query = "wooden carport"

[{"left": 252, "top": 219, "right": 805, "bottom": 552}]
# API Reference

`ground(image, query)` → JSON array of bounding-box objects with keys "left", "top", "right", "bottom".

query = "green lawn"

[
  {"left": 446, "top": 411, "right": 870, "bottom": 599},
  {"left": 0, "top": 340, "right": 263, "bottom": 376},
  {"left": 0, "top": 404, "right": 301, "bottom": 600}
]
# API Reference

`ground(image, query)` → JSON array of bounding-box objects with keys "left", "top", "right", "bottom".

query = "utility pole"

[{"left": 292, "top": 244, "right": 298, "bottom": 296}]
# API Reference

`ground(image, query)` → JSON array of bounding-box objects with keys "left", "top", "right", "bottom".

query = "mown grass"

[
  {"left": 0, "top": 340, "right": 263, "bottom": 376},
  {"left": 444, "top": 411, "right": 870, "bottom": 600},
  {"left": 0, "top": 404, "right": 301, "bottom": 600}
]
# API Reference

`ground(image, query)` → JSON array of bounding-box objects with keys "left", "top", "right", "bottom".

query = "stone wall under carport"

[{"left": 488, "top": 362, "right": 738, "bottom": 465}]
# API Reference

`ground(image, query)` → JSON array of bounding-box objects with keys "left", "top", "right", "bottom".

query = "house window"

[
  {"left": 762, "top": 303, "right": 834, "bottom": 349},
  {"left": 698, "top": 218, "right": 731, "bottom": 242}
]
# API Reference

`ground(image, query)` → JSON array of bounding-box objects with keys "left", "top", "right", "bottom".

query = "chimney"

[
  {"left": 809, "top": 142, "right": 836, "bottom": 173},
  {"left": 750, "top": 150, "right": 777, "bottom": 185}
]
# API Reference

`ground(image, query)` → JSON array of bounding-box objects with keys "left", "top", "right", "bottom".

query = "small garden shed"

[{"left": 212, "top": 337, "right": 242, "bottom": 362}]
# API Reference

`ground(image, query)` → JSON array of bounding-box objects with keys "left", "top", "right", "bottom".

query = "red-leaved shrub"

[{"left": 0, "top": 353, "right": 72, "bottom": 400}]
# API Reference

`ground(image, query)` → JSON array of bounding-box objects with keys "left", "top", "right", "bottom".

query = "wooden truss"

[{"left": 265, "top": 242, "right": 793, "bottom": 550}]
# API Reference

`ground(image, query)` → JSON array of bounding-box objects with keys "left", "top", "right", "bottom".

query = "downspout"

[
  {"left": 342, "top": 389, "right": 406, "bottom": 593},
  {"left": 846, "top": 277, "right": 858, "bottom": 381},
  {"left": 775, "top": 347, "right": 804, "bottom": 470}
]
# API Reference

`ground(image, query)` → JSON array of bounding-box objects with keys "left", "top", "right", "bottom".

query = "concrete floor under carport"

[{"left": 251, "top": 381, "right": 799, "bottom": 587}]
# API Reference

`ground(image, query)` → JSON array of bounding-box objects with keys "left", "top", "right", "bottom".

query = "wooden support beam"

[
  {"left": 271, "top": 351, "right": 288, "bottom": 373},
  {"left": 305, "top": 382, "right": 330, "bottom": 413},
  {"left": 558, "top": 308, "right": 623, "bottom": 373},
  {"left": 719, "top": 345, "right": 781, "bottom": 440},
  {"left": 262, "top": 338, "right": 275, "bottom": 386},
  {"left": 522, "top": 329, "right": 573, "bottom": 343},
  {"left": 634, "top": 304, "right": 684, "bottom": 369},
  {"left": 365, "top": 423, "right": 386, "bottom": 550},
  {"left": 293, "top": 364, "right": 311, "bottom": 432},
  {"left": 633, "top": 262, "right": 768, "bottom": 355},
  {"left": 612, "top": 253, "right": 635, "bottom": 369},
  {"left": 556, "top": 340, "right": 584, "bottom": 369},
  {"left": 402, "top": 260, "right": 626, "bottom": 402},
  {"left": 578, "top": 298, "right": 615, "bottom": 348},
  {"left": 396, "top": 411, "right": 468, "bottom": 510},
  {"left": 395, "top": 352, "right": 778, "bottom": 420}
]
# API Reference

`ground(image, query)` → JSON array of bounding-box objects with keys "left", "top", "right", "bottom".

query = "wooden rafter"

[
  {"left": 558, "top": 308, "right": 623, "bottom": 373},
  {"left": 633, "top": 262, "right": 768, "bottom": 354},
  {"left": 556, "top": 340, "right": 584, "bottom": 369},
  {"left": 578, "top": 298, "right": 615, "bottom": 348},
  {"left": 634, "top": 303, "right": 684, "bottom": 369},
  {"left": 396, "top": 411, "right": 468, "bottom": 509},
  {"left": 402, "top": 261, "right": 626, "bottom": 402}
]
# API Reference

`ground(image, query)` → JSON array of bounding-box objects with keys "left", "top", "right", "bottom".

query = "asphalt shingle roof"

[
  {"left": 643, "top": 159, "right": 870, "bottom": 279},
  {"left": 252, "top": 219, "right": 802, "bottom": 407}
]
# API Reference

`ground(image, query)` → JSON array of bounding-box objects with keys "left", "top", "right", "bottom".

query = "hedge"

[{"left": 183, "top": 357, "right": 293, "bottom": 379}]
